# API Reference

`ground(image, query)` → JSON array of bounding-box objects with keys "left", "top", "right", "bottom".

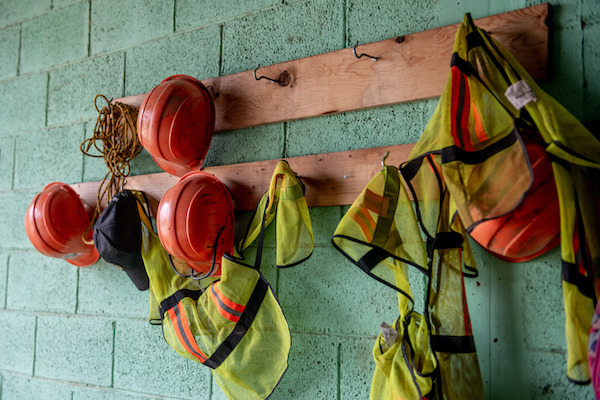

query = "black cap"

[{"left": 93, "top": 190, "right": 150, "bottom": 291}]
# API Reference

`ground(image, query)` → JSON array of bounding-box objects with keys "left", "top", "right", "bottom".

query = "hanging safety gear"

[
  {"left": 156, "top": 171, "right": 234, "bottom": 278},
  {"left": 144, "top": 160, "right": 313, "bottom": 400},
  {"left": 25, "top": 182, "right": 99, "bottom": 267},
  {"left": 93, "top": 190, "right": 151, "bottom": 291},
  {"left": 412, "top": 13, "right": 600, "bottom": 384},
  {"left": 137, "top": 75, "right": 215, "bottom": 177},
  {"left": 468, "top": 132, "right": 560, "bottom": 262},
  {"left": 333, "top": 164, "right": 484, "bottom": 399},
  {"left": 589, "top": 301, "right": 600, "bottom": 399}
]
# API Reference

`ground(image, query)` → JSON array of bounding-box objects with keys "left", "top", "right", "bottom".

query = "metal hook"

[
  {"left": 353, "top": 41, "right": 380, "bottom": 61},
  {"left": 253, "top": 64, "right": 279, "bottom": 83},
  {"left": 381, "top": 151, "right": 389, "bottom": 167},
  {"left": 253, "top": 64, "right": 292, "bottom": 86}
]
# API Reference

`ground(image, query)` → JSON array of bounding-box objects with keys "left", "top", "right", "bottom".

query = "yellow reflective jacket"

[
  {"left": 333, "top": 165, "right": 483, "bottom": 399},
  {"left": 140, "top": 161, "right": 313, "bottom": 400},
  {"left": 432, "top": 14, "right": 600, "bottom": 384}
]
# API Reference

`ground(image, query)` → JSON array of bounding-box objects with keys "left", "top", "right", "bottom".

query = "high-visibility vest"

[
  {"left": 333, "top": 165, "right": 484, "bottom": 399},
  {"left": 142, "top": 160, "right": 313, "bottom": 400},
  {"left": 406, "top": 13, "right": 600, "bottom": 384}
]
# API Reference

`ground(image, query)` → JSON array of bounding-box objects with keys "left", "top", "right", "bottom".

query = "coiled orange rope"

[{"left": 81, "top": 94, "right": 142, "bottom": 231}]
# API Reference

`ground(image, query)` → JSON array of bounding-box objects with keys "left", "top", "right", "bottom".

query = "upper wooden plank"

[{"left": 115, "top": 4, "right": 548, "bottom": 132}]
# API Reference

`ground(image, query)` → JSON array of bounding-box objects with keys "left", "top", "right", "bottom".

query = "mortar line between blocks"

[
  {"left": 44, "top": 73, "right": 50, "bottom": 127},
  {"left": 75, "top": 267, "right": 80, "bottom": 314},
  {"left": 17, "top": 24, "right": 22, "bottom": 76},
  {"left": 337, "top": 342, "right": 342, "bottom": 400},
  {"left": 122, "top": 52, "right": 127, "bottom": 97},
  {"left": 218, "top": 24, "right": 224, "bottom": 77},
  {"left": 282, "top": 122, "right": 288, "bottom": 158},
  {"left": 3, "top": 255, "right": 9, "bottom": 308},
  {"left": 32, "top": 316, "right": 38, "bottom": 377},
  {"left": 87, "top": 0, "right": 92, "bottom": 57},
  {"left": 111, "top": 320, "right": 116, "bottom": 388},
  {"left": 173, "top": 0, "right": 177, "bottom": 33},
  {"left": 343, "top": 0, "right": 349, "bottom": 48}
]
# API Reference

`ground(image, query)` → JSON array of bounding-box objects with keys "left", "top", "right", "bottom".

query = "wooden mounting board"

[
  {"left": 74, "top": 5, "right": 550, "bottom": 213},
  {"left": 116, "top": 4, "right": 548, "bottom": 132},
  {"left": 71, "top": 143, "right": 416, "bottom": 213}
]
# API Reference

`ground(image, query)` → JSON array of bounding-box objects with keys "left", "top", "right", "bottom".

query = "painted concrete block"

[
  {"left": 20, "top": 1, "right": 89, "bottom": 74},
  {"left": 526, "top": 351, "right": 594, "bottom": 399},
  {"left": 204, "top": 124, "right": 285, "bottom": 166},
  {"left": 583, "top": 22, "right": 600, "bottom": 122},
  {"left": 0, "top": 373, "right": 72, "bottom": 400},
  {"left": 91, "top": 0, "right": 174, "bottom": 55},
  {"left": 347, "top": 0, "right": 440, "bottom": 45},
  {"left": 35, "top": 315, "right": 114, "bottom": 386},
  {"left": 464, "top": 239, "right": 492, "bottom": 397},
  {"left": 0, "top": 74, "right": 47, "bottom": 136},
  {"left": 0, "top": 312, "right": 36, "bottom": 374},
  {"left": 47, "top": 53, "right": 124, "bottom": 126},
  {"left": 73, "top": 386, "right": 167, "bottom": 400},
  {"left": 583, "top": 0, "right": 600, "bottom": 24},
  {"left": 538, "top": 25, "right": 585, "bottom": 119},
  {"left": 0, "top": 190, "right": 38, "bottom": 250},
  {"left": 113, "top": 319, "right": 210, "bottom": 398},
  {"left": 278, "top": 245, "right": 399, "bottom": 336},
  {"left": 0, "top": 137, "right": 15, "bottom": 190},
  {"left": 271, "top": 332, "right": 339, "bottom": 399},
  {"left": 309, "top": 206, "right": 343, "bottom": 247},
  {"left": 125, "top": 25, "right": 220, "bottom": 96},
  {"left": 14, "top": 124, "right": 85, "bottom": 189},
  {"left": 176, "top": 0, "right": 280, "bottom": 31},
  {"left": 6, "top": 252, "right": 78, "bottom": 313},
  {"left": 0, "top": 25, "right": 20, "bottom": 79},
  {"left": 221, "top": 0, "right": 344, "bottom": 75},
  {"left": 0, "top": 254, "right": 7, "bottom": 308},
  {"left": 433, "top": 0, "right": 489, "bottom": 27},
  {"left": 286, "top": 102, "right": 428, "bottom": 157},
  {"left": 77, "top": 259, "right": 149, "bottom": 319},
  {"left": 339, "top": 336, "right": 375, "bottom": 400},
  {"left": 0, "top": 0, "right": 51, "bottom": 28},
  {"left": 521, "top": 248, "right": 567, "bottom": 352}
]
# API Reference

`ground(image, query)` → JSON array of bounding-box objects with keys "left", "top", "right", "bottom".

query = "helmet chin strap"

[{"left": 167, "top": 225, "right": 226, "bottom": 282}]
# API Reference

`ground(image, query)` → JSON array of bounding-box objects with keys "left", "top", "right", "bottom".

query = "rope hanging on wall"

[{"left": 80, "top": 94, "right": 143, "bottom": 234}]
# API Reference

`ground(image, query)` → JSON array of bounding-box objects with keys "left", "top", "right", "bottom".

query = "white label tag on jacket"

[{"left": 505, "top": 80, "right": 537, "bottom": 110}]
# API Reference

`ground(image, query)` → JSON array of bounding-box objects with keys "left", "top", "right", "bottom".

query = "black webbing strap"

[
  {"left": 159, "top": 275, "right": 269, "bottom": 369},
  {"left": 430, "top": 334, "right": 477, "bottom": 354},
  {"left": 203, "top": 277, "right": 268, "bottom": 369},
  {"left": 441, "top": 128, "right": 518, "bottom": 165}
]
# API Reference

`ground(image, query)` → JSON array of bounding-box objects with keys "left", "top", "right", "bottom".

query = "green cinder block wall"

[{"left": 0, "top": 0, "right": 598, "bottom": 399}]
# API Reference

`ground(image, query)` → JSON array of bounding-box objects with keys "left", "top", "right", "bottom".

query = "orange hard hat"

[
  {"left": 137, "top": 75, "right": 215, "bottom": 177},
  {"left": 468, "top": 132, "right": 560, "bottom": 262},
  {"left": 25, "top": 182, "right": 99, "bottom": 267},
  {"left": 156, "top": 171, "right": 234, "bottom": 277}
]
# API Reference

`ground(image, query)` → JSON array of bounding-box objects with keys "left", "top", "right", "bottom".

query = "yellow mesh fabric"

[
  {"left": 139, "top": 161, "right": 314, "bottom": 400},
  {"left": 371, "top": 311, "right": 438, "bottom": 399},
  {"left": 333, "top": 164, "right": 483, "bottom": 399},
  {"left": 452, "top": 14, "right": 600, "bottom": 383},
  {"left": 240, "top": 160, "right": 314, "bottom": 267}
]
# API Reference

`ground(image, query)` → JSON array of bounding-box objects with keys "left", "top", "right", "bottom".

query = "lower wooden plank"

[{"left": 70, "top": 143, "right": 415, "bottom": 213}]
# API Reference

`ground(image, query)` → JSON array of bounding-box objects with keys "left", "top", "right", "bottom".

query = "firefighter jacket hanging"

[
  {"left": 333, "top": 165, "right": 484, "bottom": 399},
  {"left": 404, "top": 13, "right": 600, "bottom": 384},
  {"left": 142, "top": 160, "right": 313, "bottom": 400}
]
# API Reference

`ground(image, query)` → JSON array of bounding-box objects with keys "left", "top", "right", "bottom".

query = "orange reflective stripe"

[
  {"left": 362, "top": 189, "right": 390, "bottom": 215},
  {"left": 349, "top": 206, "right": 376, "bottom": 242},
  {"left": 168, "top": 304, "right": 208, "bottom": 363},
  {"left": 210, "top": 284, "right": 243, "bottom": 323},
  {"left": 471, "top": 101, "right": 488, "bottom": 143}
]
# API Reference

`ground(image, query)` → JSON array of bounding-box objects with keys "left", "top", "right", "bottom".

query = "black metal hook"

[
  {"left": 353, "top": 41, "right": 380, "bottom": 61},
  {"left": 381, "top": 151, "right": 389, "bottom": 167},
  {"left": 253, "top": 64, "right": 291, "bottom": 86}
]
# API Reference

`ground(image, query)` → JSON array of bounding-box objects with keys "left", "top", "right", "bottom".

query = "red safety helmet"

[
  {"left": 137, "top": 75, "right": 215, "bottom": 177},
  {"left": 156, "top": 171, "right": 234, "bottom": 277},
  {"left": 469, "top": 133, "right": 560, "bottom": 262},
  {"left": 25, "top": 182, "right": 99, "bottom": 267}
]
